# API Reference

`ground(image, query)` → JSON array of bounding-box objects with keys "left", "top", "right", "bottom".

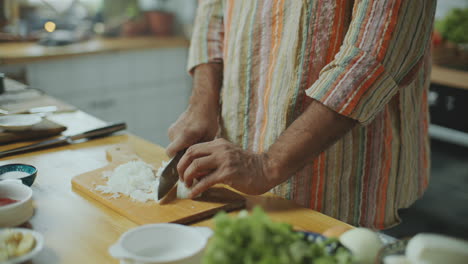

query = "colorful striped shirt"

[{"left": 188, "top": 0, "right": 436, "bottom": 229}]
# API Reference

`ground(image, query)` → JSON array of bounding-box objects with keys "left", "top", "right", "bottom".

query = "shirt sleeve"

[
  {"left": 187, "top": 0, "right": 224, "bottom": 74},
  {"left": 305, "top": 0, "right": 436, "bottom": 124}
]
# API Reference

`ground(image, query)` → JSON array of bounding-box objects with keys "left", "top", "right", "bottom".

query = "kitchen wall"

[
  {"left": 1, "top": 0, "right": 197, "bottom": 147},
  {"left": 436, "top": 0, "right": 468, "bottom": 19},
  {"left": 26, "top": 48, "right": 192, "bottom": 147}
]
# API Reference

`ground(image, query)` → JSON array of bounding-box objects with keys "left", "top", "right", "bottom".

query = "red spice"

[{"left": 0, "top": 197, "right": 18, "bottom": 206}]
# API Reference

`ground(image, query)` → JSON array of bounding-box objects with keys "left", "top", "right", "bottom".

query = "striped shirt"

[{"left": 188, "top": 0, "right": 436, "bottom": 229}]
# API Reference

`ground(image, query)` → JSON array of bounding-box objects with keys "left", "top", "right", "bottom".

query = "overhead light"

[{"left": 44, "top": 21, "right": 56, "bottom": 33}]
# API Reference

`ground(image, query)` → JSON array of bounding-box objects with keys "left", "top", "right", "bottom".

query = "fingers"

[
  {"left": 167, "top": 123, "right": 177, "bottom": 142},
  {"left": 177, "top": 141, "right": 217, "bottom": 181},
  {"left": 166, "top": 134, "right": 195, "bottom": 158},
  {"left": 183, "top": 155, "right": 217, "bottom": 187},
  {"left": 188, "top": 172, "right": 221, "bottom": 199},
  {"left": 167, "top": 108, "right": 219, "bottom": 157}
]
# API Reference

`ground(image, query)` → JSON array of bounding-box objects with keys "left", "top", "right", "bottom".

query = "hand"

[
  {"left": 166, "top": 104, "right": 219, "bottom": 157},
  {"left": 166, "top": 63, "right": 222, "bottom": 157},
  {"left": 176, "top": 138, "right": 275, "bottom": 198}
]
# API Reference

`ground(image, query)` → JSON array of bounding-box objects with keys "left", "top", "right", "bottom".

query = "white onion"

[
  {"left": 339, "top": 228, "right": 383, "bottom": 264},
  {"left": 176, "top": 180, "right": 193, "bottom": 199},
  {"left": 157, "top": 161, "right": 197, "bottom": 199}
]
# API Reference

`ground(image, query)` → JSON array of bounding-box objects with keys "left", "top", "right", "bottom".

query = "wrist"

[
  {"left": 187, "top": 97, "right": 219, "bottom": 117},
  {"left": 190, "top": 63, "right": 222, "bottom": 116},
  {"left": 260, "top": 152, "right": 283, "bottom": 191}
]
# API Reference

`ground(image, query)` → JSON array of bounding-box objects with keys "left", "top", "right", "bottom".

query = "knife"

[
  {"left": 157, "top": 149, "right": 186, "bottom": 200},
  {"left": 0, "top": 122, "right": 126, "bottom": 158}
]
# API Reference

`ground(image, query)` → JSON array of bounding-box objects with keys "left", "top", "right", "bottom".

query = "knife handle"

[
  {"left": 0, "top": 137, "right": 67, "bottom": 158},
  {"left": 70, "top": 122, "right": 127, "bottom": 141}
]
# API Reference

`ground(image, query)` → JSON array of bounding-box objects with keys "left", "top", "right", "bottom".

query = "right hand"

[
  {"left": 166, "top": 104, "right": 219, "bottom": 158},
  {"left": 167, "top": 63, "right": 223, "bottom": 158}
]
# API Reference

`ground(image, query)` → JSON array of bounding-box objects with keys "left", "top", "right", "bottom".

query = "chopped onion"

[
  {"left": 96, "top": 159, "right": 200, "bottom": 203},
  {"left": 96, "top": 160, "right": 159, "bottom": 202}
]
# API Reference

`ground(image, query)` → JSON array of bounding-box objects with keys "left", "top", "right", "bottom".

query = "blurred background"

[
  {"left": 0, "top": 0, "right": 467, "bottom": 239},
  {"left": 0, "top": 0, "right": 196, "bottom": 145}
]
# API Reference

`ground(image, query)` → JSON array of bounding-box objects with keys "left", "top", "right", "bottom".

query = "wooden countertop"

[
  {"left": 0, "top": 105, "right": 350, "bottom": 263},
  {"left": 431, "top": 64, "right": 468, "bottom": 91},
  {"left": 0, "top": 36, "right": 189, "bottom": 65}
]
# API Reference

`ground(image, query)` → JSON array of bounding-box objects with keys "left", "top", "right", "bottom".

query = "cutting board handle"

[{"left": 106, "top": 144, "right": 140, "bottom": 163}]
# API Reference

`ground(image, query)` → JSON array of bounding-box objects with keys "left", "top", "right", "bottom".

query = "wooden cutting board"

[
  {"left": 71, "top": 144, "right": 245, "bottom": 225},
  {"left": 0, "top": 118, "right": 66, "bottom": 144}
]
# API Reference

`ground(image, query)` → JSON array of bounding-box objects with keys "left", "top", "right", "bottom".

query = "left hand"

[{"left": 177, "top": 138, "right": 275, "bottom": 198}]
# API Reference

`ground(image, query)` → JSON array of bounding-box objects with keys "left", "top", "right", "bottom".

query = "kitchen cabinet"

[
  {"left": 26, "top": 47, "right": 191, "bottom": 146},
  {"left": 429, "top": 65, "right": 468, "bottom": 147}
]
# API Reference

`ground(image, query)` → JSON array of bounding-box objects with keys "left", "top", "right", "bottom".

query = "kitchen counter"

[
  {"left": 431, "top": 64, "right": 468, "bottom": 91},
  {"left": 0, "top": 90, "right": 351, "bottom": 263},
  {"left": 0, "top": 36, "right": 189, "bottom": 65}
]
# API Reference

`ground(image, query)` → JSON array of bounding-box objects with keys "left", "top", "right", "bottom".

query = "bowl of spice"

[
  {"left": 0, "top": 180, "right": 34, "bottom": 227},
  {"left": 0, "top": 164, "right": 37, "bottom": 187}
]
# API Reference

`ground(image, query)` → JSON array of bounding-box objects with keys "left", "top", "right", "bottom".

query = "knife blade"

[
  {"left": 157, "top": 149, "right": 186, "bottom": 200},
  {"left": 0, "top": 122, "right": 126, "bottom": 158}
]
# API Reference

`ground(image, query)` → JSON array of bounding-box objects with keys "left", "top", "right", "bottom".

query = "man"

[{"left": 167, "top": 0, "right": 436, "bottom": 229}]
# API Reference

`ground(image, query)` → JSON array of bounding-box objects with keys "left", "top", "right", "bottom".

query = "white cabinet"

[{"left": 26, "top": 48, "right": 191, "bottom": 146}]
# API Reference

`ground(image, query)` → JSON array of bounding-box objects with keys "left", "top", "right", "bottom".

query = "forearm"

[
  {"left": 264, "top": 100, "right": 357, "bottom": 187},
  {"left": 189, "top": 63, "right": 223, "bottom": 112}
]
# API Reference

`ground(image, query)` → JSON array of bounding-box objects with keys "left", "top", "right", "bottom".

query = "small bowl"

[
  {"left": 0, "top": 114, "right": 43, "bottom": 131},
  {"left": 0, "top": 164, "right": 37, "bottom": 187},
  {"left": 0, "top": 228, "right": 44, "bottom": 263},
  {"left": 109, "top": 224, "right": 213, "bottom": 264},
  {"left": 0, "top": 181, "right": 34, "bottom": 227}
]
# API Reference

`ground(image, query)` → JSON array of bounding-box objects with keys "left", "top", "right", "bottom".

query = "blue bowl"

[{"left": 0, "top": 163, "right": 37, "bottom": 186}]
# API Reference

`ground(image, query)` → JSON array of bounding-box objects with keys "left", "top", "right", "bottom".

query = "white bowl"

[
  {"left": 0, "top": 228, "right": 44, "bottom": 264},
  {"left": 0, "top": 180, "right": 34, "bottom": 227},
  {"left": 0, "top": 114, "right": 43, "bottom": 131},
  {"left": 109, "top": 224, "right": 213, "bottom": 264}
]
